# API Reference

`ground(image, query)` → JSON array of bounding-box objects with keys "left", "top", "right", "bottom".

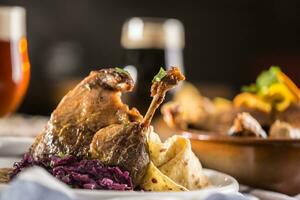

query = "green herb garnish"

[
  {"left": 242, "top": 66, "right": 281, "bottom": 93},
  {"left": 256, "top": 66, "right": 281, "bottom": 92},
  {"left": 115, "top": 67, "right": 129, "bottom": 75},
  {"left": 58, "top": 152, "right": 66, "bottom": 158},
  {"left": 152, "top": 67, "right": 167, "bottom": 83},
  {"left": 242, "top": 84, "right": 258, "bottom": 93}
]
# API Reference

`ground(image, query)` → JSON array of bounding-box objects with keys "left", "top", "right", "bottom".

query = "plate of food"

[
  {"left": 0, "top": 167, "right": 238, "bottom": 200},
  {"left": 0, "top": 67, "right": 238, "bottom": 199},
  {"left": 161, "top": 66, "right": 300, "bottom": 195}
]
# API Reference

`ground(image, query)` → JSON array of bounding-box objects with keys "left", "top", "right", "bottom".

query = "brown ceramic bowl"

[{"left": 181, "top": 130, "right": 300, "bottom": 195}]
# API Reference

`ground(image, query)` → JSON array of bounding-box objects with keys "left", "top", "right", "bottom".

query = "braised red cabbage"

[{"left": 10, "top": 153, "right": 133, "bottom": 191}]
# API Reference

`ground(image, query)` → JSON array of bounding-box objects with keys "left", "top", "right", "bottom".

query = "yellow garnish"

[
  {"left": 277, "top": 71, "right": 300, "bottom": 101},
  {"left": 236, "top": 67, "right": 300, "bottom": 112},
  {"left": 264, "top": 83, "right": 296, "bottom": 111},
  {"left": 213, "top": 97, "right": 232, "bottom": 110},
  {"left": 233, "top": 93, "right": 271, "bottom": 113}
]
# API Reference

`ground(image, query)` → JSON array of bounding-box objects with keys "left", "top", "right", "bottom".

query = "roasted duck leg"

[
  {"left": 30, "top": 68, "right": 143, "bottom": 159},
  {"left": 90, "top": 67, "right": 185, "bottom": 186},
  {"left": 30, "top": 66, "right": 184, "bottom": 186}
]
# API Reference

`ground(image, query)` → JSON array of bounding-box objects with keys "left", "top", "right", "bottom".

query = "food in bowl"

[
  {"left": 162, "top": 66, "right": 300, "bottom": 138},
  {"left": 1, "top": 67, "right": 209, "bottom": 192}
]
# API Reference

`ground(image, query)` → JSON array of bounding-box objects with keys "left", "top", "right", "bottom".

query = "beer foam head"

[
  {"left": 0, "top": 6, "right": 26, "bottom": 41},
  {"left": 121, "top": 17, "right": 185, "bottom": 50}
]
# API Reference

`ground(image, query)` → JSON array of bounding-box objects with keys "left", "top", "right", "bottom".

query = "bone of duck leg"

[
  {"left": 90, "top": 67, "right": 185, "bottom": 186},
  {"left": 30, "top": 68, "right": 143, "bottom": 160},
  {"left": 143, "top": 67, "right": 185, "bottom": 127}
]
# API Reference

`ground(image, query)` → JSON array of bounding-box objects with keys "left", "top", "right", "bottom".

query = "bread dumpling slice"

[
  {"left": 140, "top": 162, "right": 187, "bottom": 191},
  {"left": 146, "top": 131, "right": 209, "bottom": 190}
]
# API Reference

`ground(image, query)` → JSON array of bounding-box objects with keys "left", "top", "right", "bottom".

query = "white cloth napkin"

[
  {"left": 240, "top": 185, "right": 300, "bottom": 200},
  {"left": 0, "top": 167, "right": 75, "bottom": 200},
  {"left": 0, "top": 167, "right": 247, "bottom": 200}
]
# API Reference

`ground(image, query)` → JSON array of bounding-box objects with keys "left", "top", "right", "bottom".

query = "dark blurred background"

[{"left": 2, "top": 0, "right": 300, "bottom": 115}]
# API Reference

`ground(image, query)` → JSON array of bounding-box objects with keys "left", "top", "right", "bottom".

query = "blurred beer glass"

[
  {"left": 121, "top": 17, "right": 185, "bottom": 114},
  {"left": 0, "top": 6, "right": 30, "bottom": 117}
]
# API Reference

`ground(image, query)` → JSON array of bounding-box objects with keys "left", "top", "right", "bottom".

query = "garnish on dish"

[
  {"left": 2, "top": 67, "right": 209, "bottom": 191},
  {"left": 162, "top": 66, "right": 300, "bottom": 139},
  {"left": 236, "top": 66, "right": 300, "bottom": 113}
]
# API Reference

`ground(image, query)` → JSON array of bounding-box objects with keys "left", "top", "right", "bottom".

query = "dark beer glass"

[{"left": 121, "top": 17, "right": 185, "bottom": 114}]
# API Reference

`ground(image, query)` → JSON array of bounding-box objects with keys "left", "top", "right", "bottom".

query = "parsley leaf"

[
  {"left": 241, "top": 66, "right": 281, "bottom": 93},
  {"left": 242, "top": 84, "right": 258, "bottom": 93},
  {"left": 58, "top": 152, "right": 66, "bottom": 158},
  {"left": 115, "top": 67, "right": 129, "bottom": 75},
  {"left": 256, "top": 66, "right": 281, "bottom": 92},
  {"left": 152, "top": 67, "right": 167, "bottom": 83}
]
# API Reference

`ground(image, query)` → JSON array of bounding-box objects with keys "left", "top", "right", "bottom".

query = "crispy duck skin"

[
  {"left": 90, "top": 122, "right": 149, "bottom": 186},
  {"left": 90, "top": 67, "right": 185, "bottom": 185},
  {"left": 30, "top": 68, "right": 143, "bottom": 159}
]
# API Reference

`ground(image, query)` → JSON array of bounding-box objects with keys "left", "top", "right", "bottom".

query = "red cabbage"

[{"left": 10, "top": 153, "right": 133, "bottom": 191}]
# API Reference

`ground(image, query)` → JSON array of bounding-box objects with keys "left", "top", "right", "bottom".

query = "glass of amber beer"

[{"left": 0, "top": 6, "right": 30, "bottom": 117}]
